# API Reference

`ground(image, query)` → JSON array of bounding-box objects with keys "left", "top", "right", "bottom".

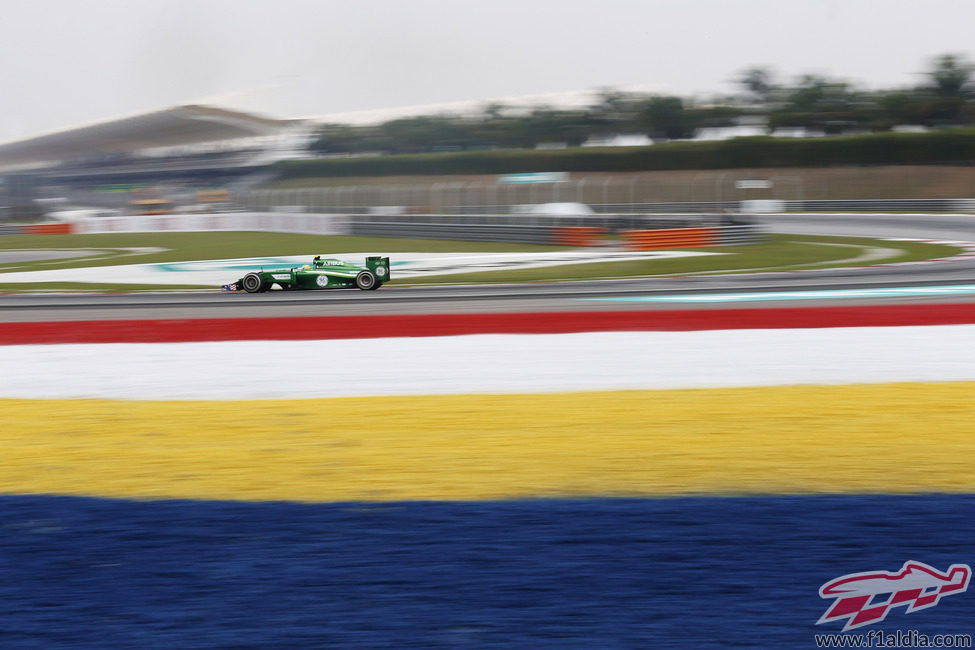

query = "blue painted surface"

[
  {"left": 154, "top": 258, "right": 306, "bottom": 272},
  {"left": 587, "top": 284, "right": 975, "bottom": 303},
  {"left": 1, "top": 495, "right": 973, "bottom": 648}
]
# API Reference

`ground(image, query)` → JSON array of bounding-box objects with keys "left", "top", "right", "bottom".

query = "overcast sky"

[{"left": 0, "top": 0, "right": 973, "bottom": 140}]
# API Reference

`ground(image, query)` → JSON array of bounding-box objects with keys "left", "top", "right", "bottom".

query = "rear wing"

[{"left": 365, "top": 256, "right": 390, "bottom": 282}]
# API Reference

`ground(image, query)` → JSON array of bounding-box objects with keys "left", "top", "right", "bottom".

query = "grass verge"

[{"left": 395, "top": 235, "right": 962, "bottom": 285}]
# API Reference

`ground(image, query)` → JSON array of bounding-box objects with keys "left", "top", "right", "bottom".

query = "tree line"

[{"left": 310, "top": 54, "right": 975, "bottom": 156}]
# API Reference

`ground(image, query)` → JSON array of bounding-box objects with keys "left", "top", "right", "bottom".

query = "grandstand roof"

[{"left": 0, "top": 105, "right": 297, "bottom": 168}]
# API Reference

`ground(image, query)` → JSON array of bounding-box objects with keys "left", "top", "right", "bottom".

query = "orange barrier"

[
  {"left": 622, "top": 227, "right": 717, "bottom": 250},
  {"left": 20, "top": 223, "right": 73, "bottom": 235},
  {"left": 551, "top": 226, "right": 606, "bottom": 246}
]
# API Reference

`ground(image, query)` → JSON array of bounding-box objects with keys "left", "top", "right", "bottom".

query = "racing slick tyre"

[
  {"left": 369, "top": 281, "right": 382, "bottom": 291},
  {"left": 355, "top": 270, "right": 377, "bottom": 290},
  {"left": 241, "top": 273, "right": 265, "bottom": 293}
]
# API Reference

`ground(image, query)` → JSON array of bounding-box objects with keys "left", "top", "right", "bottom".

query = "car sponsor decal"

[{"left": 313, "top": 271, "right": 357, "bottom": 278}]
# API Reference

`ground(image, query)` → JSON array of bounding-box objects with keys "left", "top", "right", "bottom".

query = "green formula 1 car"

[{"left": 223, "top": 255, "right": 390, "bottom": 293}]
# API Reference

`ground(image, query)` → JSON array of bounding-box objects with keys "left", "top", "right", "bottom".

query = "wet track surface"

[{"left": 4, "top": 258, "right": 975, "bottom": 321}]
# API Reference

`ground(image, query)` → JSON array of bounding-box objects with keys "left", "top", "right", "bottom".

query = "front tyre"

[
  {"left": 241, "top": 273, "right": 265, "bottom": 293},
  {"left": 355, "top": 270, "right": 377, "bottom": 290}
]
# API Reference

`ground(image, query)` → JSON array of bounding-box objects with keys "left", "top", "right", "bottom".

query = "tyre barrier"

[
  {"left": 550, "top": 226, "right": 606, "bottom": 246},
  {"left": 20, "top": 223, "right": 73, "bottom": 235},
  {"left": 0, "top": 223, "right": 74, "bottom": 235},
  {"left": 622, "top": 227, "right": 718, "bottom": 250}
]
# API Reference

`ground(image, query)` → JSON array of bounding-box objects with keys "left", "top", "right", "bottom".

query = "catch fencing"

[
  {"left": 231, "top": 165, "right": 975, "bottom": 216},
  {"left": 595, "top": 199, "right": 975, "bottom": 213},
  {"left": 348, "top": 221, "right": 554, "bottom": 245},
  {"left": 347, "top": 214, "right": 762, "bottom": 247},
  {"left": 67, "top": 212, "right": 343, "bottom": 236},
  {"left": 782, "top": 198, "right": 975, "bottom": 213},
  {"left": 230, "top": 189, "right": 975, "bottom": 217}
]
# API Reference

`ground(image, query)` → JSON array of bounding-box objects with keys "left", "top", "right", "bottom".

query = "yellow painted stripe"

[{"left": 3, "top": 382, "right": 974, "bottom": 502}]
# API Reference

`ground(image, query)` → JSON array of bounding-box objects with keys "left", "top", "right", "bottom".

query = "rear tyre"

[
  {"left": 242, "top": 273, "right": 265, "bottom": 293},
  {"left": 355, "top": 270, "right": 377, "bottom": 290},
  {"left": 369, "top": 281, "right": 383, "bottom": 291}
]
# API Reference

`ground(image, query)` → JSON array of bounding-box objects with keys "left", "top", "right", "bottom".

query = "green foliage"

[
  {"left": 302, "top": 53, "right": 975, "bottom": 168},
  {"left": 307, "top": 91, "right": 739, "bottom": 157},
  {"left": 738, "top": 67, "right": 778, "bottom": 105},
  {"left": 637, "top": 96, "right": 696, "bottom": 140},
  {"left": 928, "top": 54, "right": 974, "bottom": 99},
  {"left": 282, "top": 128, "right": 975, "bottom": 178},
  {"left": 769, "top": 76, "right": 866, "bottom": 133}
]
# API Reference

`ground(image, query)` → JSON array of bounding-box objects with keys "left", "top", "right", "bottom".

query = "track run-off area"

[{"left": 3, "top": 213, "right": 975, "bottom": 647}]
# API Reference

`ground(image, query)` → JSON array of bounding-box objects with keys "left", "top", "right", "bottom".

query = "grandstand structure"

[{"left": 0, "top": 105, "right": 307, "bottom": 220}]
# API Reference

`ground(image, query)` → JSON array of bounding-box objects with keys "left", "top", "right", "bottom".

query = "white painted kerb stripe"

[{"left": 1, "top": 326, "right": 974, "bottom": 400}]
